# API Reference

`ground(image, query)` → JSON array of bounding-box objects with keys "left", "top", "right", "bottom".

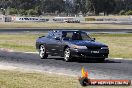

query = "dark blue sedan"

[{"left": 36, "top": 30, "right": 109, "bottom": 62}]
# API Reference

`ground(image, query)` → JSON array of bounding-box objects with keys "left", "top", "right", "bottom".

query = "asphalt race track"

[
  {"left": 0, "top": 28, "right": 132, "bottom": 80},
  {"left": 0, "top": 28, "right": 132, "bottom": 33},
  {"left": 0, "top": 50, "right": 132, "bottom": 80}
]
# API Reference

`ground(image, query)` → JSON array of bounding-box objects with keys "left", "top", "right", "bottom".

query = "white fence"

[
  {"left": 1, "top": 16, "right": 132, "bottom": 23},
  {"left": 13, "top": 17, "right": 49, "bottom": 22}
]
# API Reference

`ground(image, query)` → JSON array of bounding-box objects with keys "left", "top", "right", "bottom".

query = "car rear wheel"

[
  {"left": 64, "top": 48, "right": 72, "bottom": 62},
  {"left": 98, "top": 58, "right": 105, "bottom": 62},
  {"left": 39, "top": 45, "right": 48, "bottom": 59}
]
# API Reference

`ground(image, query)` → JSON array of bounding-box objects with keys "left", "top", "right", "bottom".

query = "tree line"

[{"left": 0, "top": 0, "right": 132, "bottom": 16}]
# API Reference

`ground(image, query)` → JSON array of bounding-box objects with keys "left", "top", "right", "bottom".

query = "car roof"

[
  {"left": 51, "top": 30, "right": 82, "bottom": 33},
  {"left": 47, "top": 30, "right": 89, "bottom": 37},
  {"left": 48, "top": 30, "right": 88, "bottom": 36}
]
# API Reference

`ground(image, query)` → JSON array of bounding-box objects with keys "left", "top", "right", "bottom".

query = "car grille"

[
  {"left": 86, "top": 46, "right": 101, "bottom": 50},
  {"left": 77, "top": 53, "right": 108, "bottom": 58}
]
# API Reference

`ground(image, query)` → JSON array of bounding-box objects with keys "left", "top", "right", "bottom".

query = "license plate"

[{"left": 91, "top": 51, "right": 99, "bottom": 53}]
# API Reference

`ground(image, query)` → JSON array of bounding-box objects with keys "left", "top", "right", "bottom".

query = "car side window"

[
  {"left": 51, "top": 33, "right": 61, "bottom": 40},
  {"left": 62, "top": 32, "right": 72, "bottom": 40},
  {"left": 47, "top": 32, "right": 55, "bottom": 39},
  {"left": 47, "top": 35, "right": 52, "bottom": 38}
]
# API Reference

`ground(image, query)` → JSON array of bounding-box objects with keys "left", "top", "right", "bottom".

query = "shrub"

[
  {"left": 27, "top": 9, "right": 38, "bottom": 16},
  {"left": 119, "top": 10, "right": 125, "bottom": 15},
  {"left": 19, "top": 9, "right": 27, "bottom": 16},
  {"left": 8, "top": 8, "right": 18, "bottom": 15},
  {"left": 125, "top": 10, "right": 132, "bottom": 15}
]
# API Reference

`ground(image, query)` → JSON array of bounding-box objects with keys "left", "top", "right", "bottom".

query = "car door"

[{"left": 46, "top": 32, "right": 63, "bottom": 56}]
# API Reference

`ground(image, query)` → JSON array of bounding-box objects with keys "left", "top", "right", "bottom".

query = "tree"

[
  {"left": 81, "top": 0, "right": 87, "bottom": 15},
  {"left": 103, "top": 0, "right": 116, "bottom": 15},
  {"left": 8, "top": 8, "right": 17, "bottom": 15},
  {"left": 123, "top": 0, "right": 132, "bottom": 11},
  {"left": 114, "top": 0, "right": 124, "bottom": 14},
  {"left": 64, "top": 0, "right": 74, "bottom": 16},
  {"left": 74, "top": 0, "right": 87, "bottom": 15},
  {"left": 119, "top": 10, "right": 125, "bottom": 15},
  {"left": 19, "top": 9, "right": 27, "bottom": 16},
  {"left": 27, "top": 9, "right": 38, "bottom": 16},
  {"left": 125, "top": 10, "right": 132, "bottom": 15},
  {"left": 85, "top": 0, "right": 116, "bottom": 15},
  {"left": 42, "top": 0, "right": 65, "bottom": 13},
  {"left": 0, "top": 0, "right": 131, "bottom": 16}
]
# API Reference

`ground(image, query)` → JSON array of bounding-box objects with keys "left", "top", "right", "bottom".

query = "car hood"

[{"left": 65, "top": 40, "right": 108, "bottom": 47}]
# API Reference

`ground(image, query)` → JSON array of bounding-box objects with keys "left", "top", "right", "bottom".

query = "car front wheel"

[
  {"left": 39, "top": 45, "right": 48, "bottom": 59},
  {"left": 64, "top": 47, "right": 72, "bottom": 62}
]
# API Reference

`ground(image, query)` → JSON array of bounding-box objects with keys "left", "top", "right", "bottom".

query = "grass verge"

[
  {"left": 0, "top": 70, "right": 131, "bottom": 88},
  {"left": 0, "top": 34, "right": 43, "bottom": 52},
  {"left": 0, "top": 22, "right": 132, "bottom": 29},
  {"left": 0, "top": 33, "right": 132, "bottom": 58},
  {"left": 85, "top": 15, "right": 130, "bottom": 18},
  {"left": 91, "top": 34, "right": 132, "bottom": 58}
]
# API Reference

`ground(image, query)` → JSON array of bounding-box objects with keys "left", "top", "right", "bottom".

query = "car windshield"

[{"left": 62, "top": 31, "right": 91, "bottom": 41}]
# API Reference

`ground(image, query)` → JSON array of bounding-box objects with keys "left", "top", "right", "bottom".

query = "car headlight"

[
  {"left": 101, "top": 47, "right": 109, "bottom": 49},
  {"left": 72, "top": 45, "right": 87, "bottom": 49}
]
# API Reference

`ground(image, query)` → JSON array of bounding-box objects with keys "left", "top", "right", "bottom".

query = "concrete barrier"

[
  {"left": 0, "top": 15, "right": 12, "bottom": 22},
  {"left": 53, "top": 17, "right": 81, "bottom": 23},
  {"left": 0, "top": 16, "right": 131, "bottom": 23},
  {"left": 0, "top": 15, "right": 4, "bottom": 22}
]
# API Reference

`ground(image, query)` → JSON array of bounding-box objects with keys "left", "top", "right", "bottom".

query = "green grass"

[
  {"left": 85, "top": 15, "right": 130, "bottom": 18},
  {"left": 0, "top": 33, "right": 132, "bottom": 58},
  {"left": 0, "top": 22, "right": 132, "bottom": 29},
  {"left": 0, "top": 70, "right": 131, "bottom": 88},
  {"left": 0, "top": 34, "right": 43, "bottom": 52}
]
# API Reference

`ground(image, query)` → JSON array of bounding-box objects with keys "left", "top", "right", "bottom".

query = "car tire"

[
  {"left": 98, "top": 58, "right": 105, "bottom": 62},
  {"left": 64, "top": 47, "right": 72, "bottom": 62},
  {"left": 39, "top": 45, "right": 48, "bottom": 59}
]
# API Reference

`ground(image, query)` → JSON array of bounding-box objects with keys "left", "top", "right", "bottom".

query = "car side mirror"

[
  {"left": 91, "top": 38, "right": 96, "bottom": 41},
  {"left": 55, "top": 37, "right": 61, "bottom": 40},
  {"left": 39, "top": 36, "right": 45, "bottom": 38}
]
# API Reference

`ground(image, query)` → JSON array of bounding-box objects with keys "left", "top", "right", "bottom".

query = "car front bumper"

[{"left": 70, "top": 48, "right": 109, "bottom": 59}]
